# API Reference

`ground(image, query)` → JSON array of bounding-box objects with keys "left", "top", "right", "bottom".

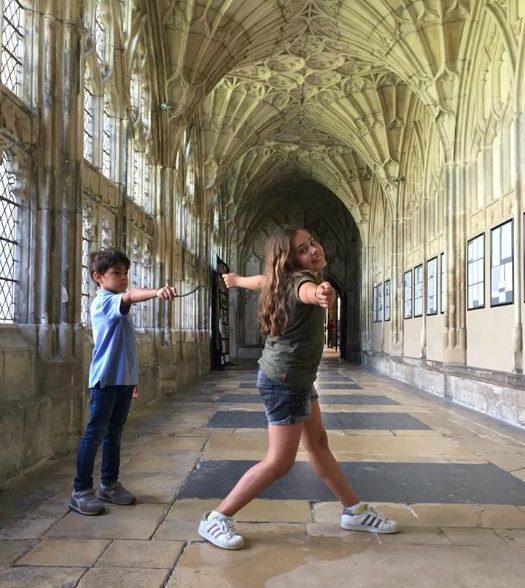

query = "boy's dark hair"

[{"left": 88, "top": 249, "right": 131, "bottom": 283}]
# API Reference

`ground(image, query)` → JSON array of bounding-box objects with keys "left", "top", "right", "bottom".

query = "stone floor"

[{"left": 2, "top": 350, "right": 525, "bottom": 587}]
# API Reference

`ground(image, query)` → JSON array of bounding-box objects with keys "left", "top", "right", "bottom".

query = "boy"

[{"left": 70, "top": 249, "right": 176, "bottom": 515}]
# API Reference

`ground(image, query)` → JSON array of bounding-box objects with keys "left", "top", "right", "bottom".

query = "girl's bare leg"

[
  {"left": 301, "top": 400, "right": 360, "bottom": 507},
  {"left": 216, "top": 422, "right": 304, "bottom": 517}
]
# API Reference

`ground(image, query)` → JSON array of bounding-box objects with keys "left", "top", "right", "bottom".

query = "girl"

[{"left": 198, "top": 227, "right": 399, "bottom": 549}]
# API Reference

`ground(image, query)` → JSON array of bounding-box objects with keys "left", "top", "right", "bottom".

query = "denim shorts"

[{"left": 257, "top": 369, "right": 319, "bottom": 426}]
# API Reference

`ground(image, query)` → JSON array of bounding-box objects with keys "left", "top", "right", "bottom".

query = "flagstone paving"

[{"left": 1, "top": 351, "right": 525, "bottom": 587}]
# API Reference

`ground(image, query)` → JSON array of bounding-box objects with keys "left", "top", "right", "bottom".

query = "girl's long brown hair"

[{"left": 259, "top": 227, "right": 301, "bottom": 337}]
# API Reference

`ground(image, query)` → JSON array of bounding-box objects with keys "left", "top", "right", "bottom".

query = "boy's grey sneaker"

[
  {"left": 98, "top": 481, "right": 136, "bottom": 505},
  {"left": 69, "top": 489, "right": 105, "bottom": 516},
  {"left": 341, "top": 504, "right": 400, "bottom": 534}
]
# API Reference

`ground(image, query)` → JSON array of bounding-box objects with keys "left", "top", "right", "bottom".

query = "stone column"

[
  {"left": 511, "top": 111, "right": 524, "bottom": 372},
  {"left": 442, "top": 161, "right": 467, "bottom": 365},
  {"left": 34, "top": 4, "right": 83, "bottom": 360},
  {"left": 380, "top": 228, "right": 387, "bottom": 352},
  {"left": 389, "top": 211, "right": 404, "bottom": 356},
  {"left": 420, "top": 194, "right": 428, "bottom": 360},
  {"left": 361, "top": 242, "right": 372, "bottom": 352},
  {"left": 155, "top": 165, "right": 175, "bottom": 338}
]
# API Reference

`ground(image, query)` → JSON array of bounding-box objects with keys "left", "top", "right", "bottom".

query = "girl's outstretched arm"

[
  {"left": 222, "top": 272, "right": 267, "bottom": 290},
  {"left": 298, "top": 281, "right": 335, "bottom": 308}
]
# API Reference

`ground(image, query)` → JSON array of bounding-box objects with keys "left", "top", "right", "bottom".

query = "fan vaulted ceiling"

[{"left": 152, "top": 0, "right": 477, "bottom": 228}]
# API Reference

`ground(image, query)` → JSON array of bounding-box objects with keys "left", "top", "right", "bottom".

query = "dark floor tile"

[
  {"left": 206, "top": 411, "right": 429, "bottom": 430},
  {"left": 217, "top": 393, "right": 399, "bottom": 405},
  {"left": 178, "top": 460, "right": 525, "bottom": 504}
]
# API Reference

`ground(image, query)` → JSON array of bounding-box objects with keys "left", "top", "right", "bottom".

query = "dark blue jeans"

[{"left": 74, "top": 385, "right": 134, "bottom": 492}]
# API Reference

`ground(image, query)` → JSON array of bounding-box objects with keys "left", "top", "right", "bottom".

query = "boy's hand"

[
  {"left": 155, "top": 283, "right": 177, "bottom": 300},
  {"left": 132, "top": 386, "right": 139, "bottom": 398},
  {"left": 222, "top": 272, "right": 239, "bottom": 289},
  {"left": 315, "top": 282, "right": 335, "bottom": 308}
]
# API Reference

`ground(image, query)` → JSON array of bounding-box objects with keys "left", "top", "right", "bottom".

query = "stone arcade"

[{"left": 1, "top": 0, "right": 525, "bottom": 538}]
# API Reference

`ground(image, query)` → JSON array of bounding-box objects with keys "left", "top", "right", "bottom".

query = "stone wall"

[
  {"left": 0, "top": 325, "right": 210, "bottom": 483},
  {"left": 363, "top": 351, "right": 525, "bottom": 430}
]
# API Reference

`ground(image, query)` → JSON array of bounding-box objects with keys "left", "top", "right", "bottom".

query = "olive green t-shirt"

[{"left": 258, "top": 270, "right": 325, "bottom": 387}]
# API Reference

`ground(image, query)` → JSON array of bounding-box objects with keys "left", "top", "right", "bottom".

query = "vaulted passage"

[{"left": 2, "top": 2, "right": 525, "bottom": 578}]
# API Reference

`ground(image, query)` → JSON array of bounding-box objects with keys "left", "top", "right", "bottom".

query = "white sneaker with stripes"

[
  {"left": 198, "top": 511, "right": 245, "bottom": 549},
  {"left": 341, "top": 504, "right": 400, "bottom": 534}
]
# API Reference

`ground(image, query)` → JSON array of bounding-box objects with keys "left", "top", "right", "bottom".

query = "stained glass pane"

[
  {"left": 102, "top": 107, "right": 112, "bottom": 178},
  {"left": 0, "top": 153, "right": 19, "bottom": 322},
  {"left": 84, "top": 81, "right": 94, "bottom": 162},
  {"left": 1, "top": 0, "right": 24, "bottom": 95},
  {"left": 95, "top": 0, "right": 106, "bottom": 65}
]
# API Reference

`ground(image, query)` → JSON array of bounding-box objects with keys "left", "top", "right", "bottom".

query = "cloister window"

[
  {"left": 426, "top": 257, "right": 437, "bottom": 315},
  {"left": 130, "top": 71, "right": 140, "bottom": 117},
  {"left": 129, "top": 236, "right": 153, "bottom": 328},
  {"left": 83, "top": 76, "right": 94, "bottom": 163},
  {"left": 0, "top": 0, "right": 24, "bottom": 97},
  {"left": 82, "top": 2, "right": 116, "bottom": 177},
  {"left": 372, "top": 285, "right": 377, "bottom": 322},
  {"left": 102, "top": 103, "right": 113, "bottom": 178},
  {"left": 440, "top": 252, "right": 446, "bottom": 313},
  {"left": 94, "top": 0, "right": 107, "bottom": 67},
  {"left": 128, "top": 39, "right": 153, "bottom": 213},
  {"left": 490, "top": 220, "right": 513, "bottom": 306},
  {"left": 384, "top": 280, "right": 391, "bottom": 321},
  {"left": 185, "top": 139, "right": 195, "bottom": 201},
  {"left": 129, "top": 149, "right": 153, "bottom": 213},
  {"left": 81, "top": 205, "right": 96, "bottom": 326},
  {"left": 141, "top": 245, "right": 152, "bottom": 326},
  {"left": 130, "top": 46, "right": 151, "bottom": 134},
  {"left": 80, "top": 196, "right": 115, "bottom": 325},
  {"left": 467, "top": 234, "right": 485, "bottom": 310},
  {"left": 100, "top": 216, "right": 112, "bottom": 249},
  {"left": 404, "top": 269, "right": 412, "bottom": 319},
  {"left": 143, "top": 158, "right": 151, "bottom": 210},
  {"left": 130, "top": 239, "right": 142, "bottom": 327},
  {"left": 131, "top": 149, "right": 139, "bottom": 197},
  {"left": 120, "top": 0, "right": 131, "bottom": 37},
  {"left": 128, "top": 231, "right": 153, "bottom": 329},
  {"left": 141, "top": 85, "right": 151, "bottom": 136},
  {"left": 0, "top": 152, "right": 19, "bottom": 323}
]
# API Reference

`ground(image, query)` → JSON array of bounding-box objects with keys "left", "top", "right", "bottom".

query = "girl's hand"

[
  {"left": 222, "top": 272, "right": 239, "bottom": 289},
  {"left": 155, "top": 283, "right": 177, "bottom": 300},
  {"left": 132, "top": 386, "right": 140, "bottom": 398},
  {"left": 315, "top": 282, "right": 335, "bottom": 308}
]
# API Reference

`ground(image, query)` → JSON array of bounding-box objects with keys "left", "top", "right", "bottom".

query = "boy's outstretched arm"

[
  {"left": 121, "top": 283, "right": 177, "bottom": 306},
  {"left": 222, "top": 272, "right": 267, "bottom": 290}
]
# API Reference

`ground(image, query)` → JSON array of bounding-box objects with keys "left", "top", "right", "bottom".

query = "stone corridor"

[{"left": 2, "top": 353, "right": 525, "bottom": 587}]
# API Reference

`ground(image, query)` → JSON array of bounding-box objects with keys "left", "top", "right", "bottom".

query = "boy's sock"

[
  {"left": 207, "top": 510, "right": 226, "bottom": 521},
  {"left": 343, "top": 501, "right": 367, "bottom": 515}
]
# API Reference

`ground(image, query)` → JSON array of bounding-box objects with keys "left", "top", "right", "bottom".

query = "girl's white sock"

[
  {"left": 207, "top": 510, "right": 225, "bottom": 521},
  {"left": 343, "top": 501, "right": 367, "bottom": 515}
]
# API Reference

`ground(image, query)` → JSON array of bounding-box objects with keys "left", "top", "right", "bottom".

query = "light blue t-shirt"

[{"left": 88, "top": 289, "right": 138, "bottom": 388}]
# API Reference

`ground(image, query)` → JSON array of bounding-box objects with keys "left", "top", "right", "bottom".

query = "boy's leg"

[
  {"left": 100, "top": 385, "right": 133, "bottom": 485},
  {"left": 74, "top": 387, "right": 117, "bottom": 492}
]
